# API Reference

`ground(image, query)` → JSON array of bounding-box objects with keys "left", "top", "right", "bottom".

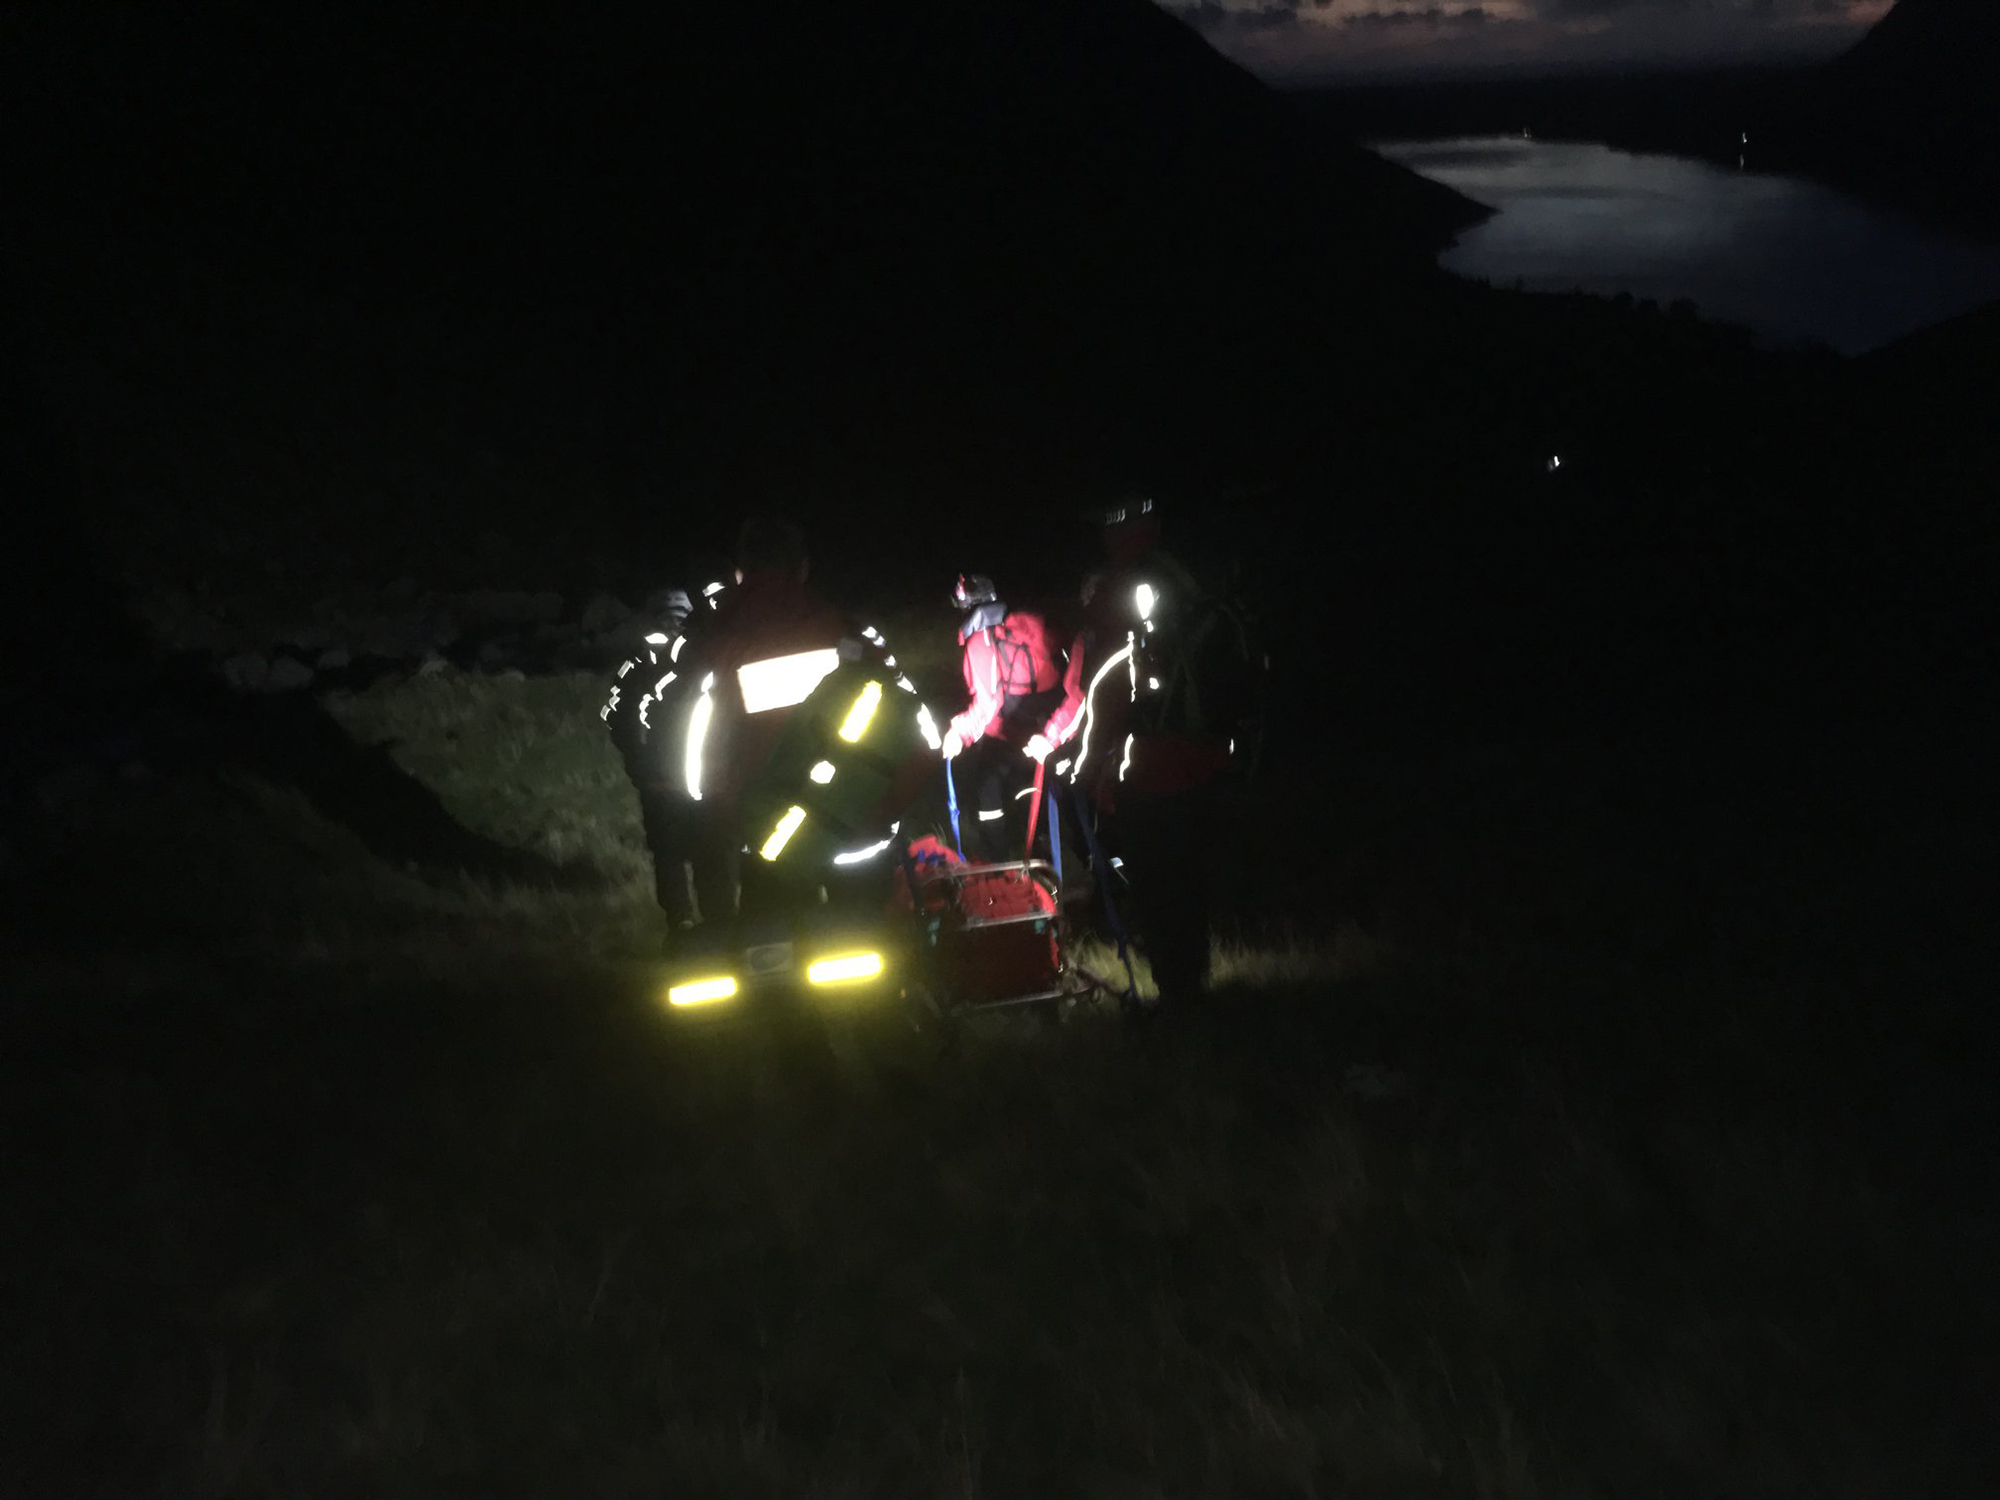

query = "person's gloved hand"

[
  {"left": 941, "top": 726, "right": 966, "bottom": 760},
  {"left": 1023, "top": 733, "right": 1054, "bottom": 763}
]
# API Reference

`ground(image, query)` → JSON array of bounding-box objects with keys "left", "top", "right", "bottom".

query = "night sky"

[{"left": 1161, "top": 0, "right": 1893, "bottom": 81}]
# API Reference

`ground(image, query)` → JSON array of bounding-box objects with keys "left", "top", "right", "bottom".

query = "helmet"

[
  {"left": 952, "top": 573, "right": 999, "bottom": 610},
  {"left": 1099, "top": 496, "right": 1155, "bottom": 529},
  {"left": 646, "top": 587, "right": 693, "bottom": 627},
  {"left": 1100, "top": 496, "right": 1161, "bottom": 565}
]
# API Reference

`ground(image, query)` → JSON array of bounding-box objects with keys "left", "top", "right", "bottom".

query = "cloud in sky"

[{"left": 1160, "top": 0, "right": 1894, "bottom": 81}]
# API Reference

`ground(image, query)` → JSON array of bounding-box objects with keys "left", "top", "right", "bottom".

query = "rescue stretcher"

[
  {"left": 657, "top": 650, "right": 1135, "bottom": 1024},
  {"left": 661, "top": 822, "right": 1133, "bottom": 1025},
  {"left": 660, "top": 840, "right": 1127, "bottom": 1023}
]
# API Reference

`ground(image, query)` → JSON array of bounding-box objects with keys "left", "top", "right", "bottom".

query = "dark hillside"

[
  {"left": 3, "top": 0, "right": 1481, "bottom": 603},
  {"left": 1802, "top": 0, "right": 2000, "bottom": 228}
]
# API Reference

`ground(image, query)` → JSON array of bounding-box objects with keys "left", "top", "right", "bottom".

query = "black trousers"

[
  {"left": 955, "top": 735, "right": 1035, "bottom": 863},
  {"left": 1109, "top": 779, "right": 1223, "bottom": 1007},
  {"left": 635, "top": 783, "right": 702, "bottom": 926}
]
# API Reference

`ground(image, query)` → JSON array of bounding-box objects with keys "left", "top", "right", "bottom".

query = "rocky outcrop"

[{"left": 147, "top": 587, "right": 651, "bottom": 694}]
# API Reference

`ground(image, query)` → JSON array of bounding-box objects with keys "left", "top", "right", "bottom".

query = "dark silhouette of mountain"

[
  {"left": 1794, "top": 0, "right": 2000, "bottom": 226},
  {"left": 1837, "top": 0, "right": 2000, "bottom": 78},
  {"left": 3, "top": 0, "right": 1483, "bottom": 598}
]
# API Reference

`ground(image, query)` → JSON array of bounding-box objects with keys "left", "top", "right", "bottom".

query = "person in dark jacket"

[
  {"left": 671, "top": 512, "right": 927, "bottom": 924},
  {"left": 1064, "top": 498, "right": 1267, "bottom": 1014},
  {"left": 602, "top": 585, "right": 707, "bottom": 934}
]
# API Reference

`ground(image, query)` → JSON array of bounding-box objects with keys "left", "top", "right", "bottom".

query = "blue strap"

[
  {"left": 945, "top": 759, "right": 962, "bottom": 857},
  {"left": 1046, "top": 786, "right": 1062, "bottom": 886}
]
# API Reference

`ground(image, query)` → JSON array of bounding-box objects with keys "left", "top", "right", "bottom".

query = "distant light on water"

[{"left": 1372, "top": 135, "right": 2000, "bottom": 355}]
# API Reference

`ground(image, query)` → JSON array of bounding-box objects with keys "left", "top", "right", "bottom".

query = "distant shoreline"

[{"left": 1290, "top": 64, "right": 2000, "bottom": 244}]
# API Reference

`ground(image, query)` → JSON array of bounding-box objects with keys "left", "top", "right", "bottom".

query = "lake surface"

[{"left": 1374, "top": 136, "right": 2000, "bottom": 355}]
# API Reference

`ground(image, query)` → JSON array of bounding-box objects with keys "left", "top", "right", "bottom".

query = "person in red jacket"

[{"left": 940, "top": 573, "right": 1071, "bottom": 862}]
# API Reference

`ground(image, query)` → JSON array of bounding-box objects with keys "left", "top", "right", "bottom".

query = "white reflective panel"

[
  {"left": 737, "top": 648, "right": 841, "bottom": 714},
  {"left": 702, "top": 580, "right": 726, "bottom": 597},
  {"left": 1147, "top": 676, "right": 1161, "bottom": 691},
  {"left": 653, "top": 672, "right": 676, "bottom": 696},
  {"left": 832, "top": 823, "right": 900, "bottom": 866},
  {"left": 1069, "top": 643, "right": 1134, "bottom": 781},
  {"left": 670, "top": 635, "right": 687, "bottom": 662},
  {"left": 1054, "top": 758, "right": 1072, "bottom": 777},
  {"left": 644, "top": 632, "right": 670, "bottom": 646},
  {"left": 915, "top": 702, "right": 942, "bottom": 751},
  {"left": 977, "top": 809, "right": 1005, "bottom": 822},
  {"left": 809, "top": 760, "right": 836, "bottom": 784},
  {"left": 1118, "top": 734, "right": 1134, "bottom": 782},
  {"left": 685, "top": 690, "right": 715, "bottom": 800},
  {"left": 1135, "top": 583, "right": 1157, "bottom": 621}
]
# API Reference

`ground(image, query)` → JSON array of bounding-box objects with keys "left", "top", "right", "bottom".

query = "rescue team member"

[
  {"left": 602, "top": 579, "right": 734, "bottom": 942},
  {"left": 1064, "top": 498, "right": 1265, "bottom": 1016},
  {"left": 602, "top": 586, "right": 699, "bottom": 931},
  {"left": 671, "top": 513, "right": 923, "bottom": 927},
  {"left": 939, "top": 574, "right": 1072, "bottom": 862}
]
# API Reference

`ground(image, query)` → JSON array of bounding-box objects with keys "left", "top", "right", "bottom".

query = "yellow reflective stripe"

[
  {"left": 759, "top": 805, "right": 808, "bottom": 861},
  {"left": 837, "top": 680, "right": 883, "bottom": 743}
]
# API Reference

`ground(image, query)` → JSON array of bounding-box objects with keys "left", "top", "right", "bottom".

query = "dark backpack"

[{"left": 1131, "top": 566, "right": 1271, "bottom": 774}]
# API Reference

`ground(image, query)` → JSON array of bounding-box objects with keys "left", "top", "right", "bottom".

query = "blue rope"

[{"left": 944, "top": 759, "right": 962, "bottom": 858}]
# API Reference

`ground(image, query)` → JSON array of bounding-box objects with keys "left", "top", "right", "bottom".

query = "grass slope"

[{"left": 5, "top": 671, "right": 1993, "bottom": 1496}]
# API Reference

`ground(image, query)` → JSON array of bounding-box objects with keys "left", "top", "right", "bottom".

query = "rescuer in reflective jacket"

[
  {"left": 674, "top": 513, "right": 935, "bottom": 923},
  {"left": 600, "top": 584, "right": 704, "bottom": 928},
  {"left": 1063, "top": 498, "right": 1266, "bottom": 1014},
  {"left": 940, "top": 574, "right": 1071, "bottom": 862},
  {"left": 602, "top": 583, "right": 730, "bottom": 937}
]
